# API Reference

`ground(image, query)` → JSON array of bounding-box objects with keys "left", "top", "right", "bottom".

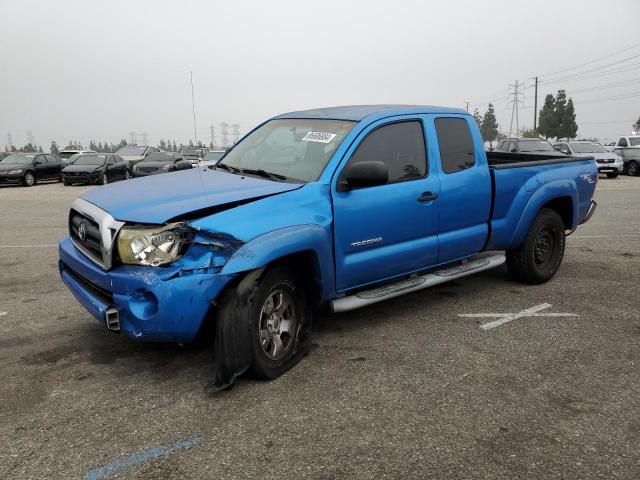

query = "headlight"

[
  {"left": 117, "top": 223, "right": 189, "bottom": 266},
  {"left": 162, "top": 164, "right": 170, "bottom": 170},
  {"left": 7, "top": 169, "right": 23, "bottom": 174}
]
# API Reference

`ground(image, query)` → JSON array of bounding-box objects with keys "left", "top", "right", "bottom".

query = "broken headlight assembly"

[{"left": 117, "top": 223, "right": 192, "bottom": 266}]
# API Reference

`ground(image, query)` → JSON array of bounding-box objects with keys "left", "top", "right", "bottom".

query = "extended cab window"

[
  {"left": 435, "top": 118, "right": 476, "bottom": 173},
  {"left": 618, "top": 138, "right": 628, "bottom": 147},
  {"left": 345, "top": 121, "right": 427, "bottom": 185}
]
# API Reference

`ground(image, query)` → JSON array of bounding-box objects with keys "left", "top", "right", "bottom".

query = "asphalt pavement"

[{"left": 0, "top": 176, "right": 638, "bottom": 479}]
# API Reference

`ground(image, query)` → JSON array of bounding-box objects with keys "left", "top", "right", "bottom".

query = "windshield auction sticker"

[{"left": 302, "top": 131, "right": 337, "bottom": 143}]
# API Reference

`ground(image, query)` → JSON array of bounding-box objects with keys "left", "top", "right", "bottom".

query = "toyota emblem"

[{"left": 78, "top": 222, "right": 87, "bottom": 241}]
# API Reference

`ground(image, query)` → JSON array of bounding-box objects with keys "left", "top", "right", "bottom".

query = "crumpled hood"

[
  {"left": 63, "top": 164, "right": 102, "bottom": 173},
  {"left": 81, "top": 167, "right": 302, "bottom": 224},
  {"left": 119, "top": 155, "right": 145, "bottom": 161},
  {"left": 135, "top": 161, "right": 170, "bottom": 170}
]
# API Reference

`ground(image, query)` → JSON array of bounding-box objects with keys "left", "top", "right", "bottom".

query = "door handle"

[{"left": 417, "top": 192, "right": 439, "bottom": 203}]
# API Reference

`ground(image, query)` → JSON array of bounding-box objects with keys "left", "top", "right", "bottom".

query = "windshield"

[
  {"left": 570, "top": 142, "right": 606, "bottom": 153},
  {"left": 74, "top": 155, "right": 105, "bottom": 165},
  {"left": 1, "top": 154, "right": 35, "bottom": 164},
  {"left": 59, "top": 151, "right": 79, "bottom": 159},
  {"left": 116, "top": 146, "right": 147, "bottom": 156},
  {"left": 219, "top": 119, "right": 355, "bottom": 182},
  {"left": 66, "top": 153, "right": 82, "bottom": 164},
  {"left": 518, "top": 139, "right": 555, "bottom": 152},
  {"left": 629, "top": 138, "right": 640, "bottom": 146},
  {"left": 204, "top": 151, "right": 225, "bottom": 162},
  {"left": 144, "top": 153, "right": 172, "bottom": 163}
]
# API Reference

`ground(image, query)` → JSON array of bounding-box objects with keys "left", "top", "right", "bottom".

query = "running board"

[{"left": 329, "top": 254, "right": 506, "bottom": 313}]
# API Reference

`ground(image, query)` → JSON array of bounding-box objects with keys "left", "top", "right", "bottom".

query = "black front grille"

[{"left": 69, "top": 209, "right": 103, "bottom": 264}]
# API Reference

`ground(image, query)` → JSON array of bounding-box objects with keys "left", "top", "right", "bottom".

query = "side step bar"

[{"left": 329, "top": 254, "right": 506, "bottom": 313}]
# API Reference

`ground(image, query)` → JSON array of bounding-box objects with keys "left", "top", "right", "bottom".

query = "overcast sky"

[{"left": 1, "top": 0, "right": 638, "bottom": 149}]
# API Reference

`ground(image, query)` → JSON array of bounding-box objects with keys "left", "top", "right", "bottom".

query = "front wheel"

[
  {"left": 212, "top": 266, "right": 311, "bottom": 390},
  {"left": 506, "top": 208, "right": 566, "bottom": 285},
  {"left": 124, "top": 170, "right": 131, "bottom": 180},
  {"left": 22, "top": 171, "right": 36, "bottom": 187},
  {"left": 627, "top": 161, "right": 639, "bottom": 176},
  {"left": 101, "top": 172, "right": 108, "bottom": 185},
  {"left": 606, "top": 172, "right": 619, "bottom": 179}
]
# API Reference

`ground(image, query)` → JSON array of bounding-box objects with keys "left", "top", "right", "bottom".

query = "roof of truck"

[{"left": 275, "top": 104, "right": 468, "bottom": 122}]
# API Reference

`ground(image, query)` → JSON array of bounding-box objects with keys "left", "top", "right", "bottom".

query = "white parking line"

[
  {"left": 0, "top": 245, "right": 58, "bottom": 248},
  {"left": 572, "top": 234, "right": 640, "bottom": 238},
  {"left": 459, "top": 303, "right": 579, "bottom": 330}
]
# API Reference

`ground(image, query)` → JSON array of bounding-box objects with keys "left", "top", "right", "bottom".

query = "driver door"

[{"left": 332, "top": 118, "right": 440, "bottom": 292}]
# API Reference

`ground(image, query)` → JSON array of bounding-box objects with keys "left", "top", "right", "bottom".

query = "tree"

[
  {"left": 50, "top": 141, "right": 59, "bottom": 155},
  {"left": 520, "top": 128, "right": 539, "bottom": 138},
  {"left": 172, "top": 141, "right": 177, "bottom": 152},
  {"left": 481, "top": 103, "right": 499, "bottom": 147},
  {"left": 634, "top": 116, "right": 640, "bottom": 133},
  {"left": 472, "top": 108, "right": 482, "bottom": 127},
  {"left": 560, "top": 98, "right": 578, "bottom": 139},
  {"left": 38, "top": 145, "right": 43, "bottom": 153},
  {"left": 537, "top": 94, "right": 556, "bottom": 139},
  {"left": 553, "top": 90, "right": 567, "bottom": 139}
]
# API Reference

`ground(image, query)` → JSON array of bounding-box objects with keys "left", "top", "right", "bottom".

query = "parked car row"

[
  {"left": 0, "top": 146, "right": 228, "bottom": 187},
  {"left": 493, "top": 136, "right": 640, "bottom": 178}
]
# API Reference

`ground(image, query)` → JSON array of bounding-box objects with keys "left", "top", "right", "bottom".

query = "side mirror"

[{"left": 340, "top": 161, "right": 388, "bottom": 191}]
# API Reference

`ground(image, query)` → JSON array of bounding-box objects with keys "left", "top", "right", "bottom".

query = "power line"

[
  {"left": 538, "top": 41, "right": 640, "bottom": 78},
  {"left": 572, "top": 91, "right": 640, "bottom": 105},
  {"left": 542, "top": 53, "right": 640, "bottom": 83}
]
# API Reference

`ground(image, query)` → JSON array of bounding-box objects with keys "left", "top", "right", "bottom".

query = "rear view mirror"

[{"left": 340, "top": 161, "right": 388, "bottom": 191}]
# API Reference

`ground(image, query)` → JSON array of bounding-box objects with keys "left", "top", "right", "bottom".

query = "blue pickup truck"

[{"left": 59, "top": 105, "right": 597, "bottom": 390}]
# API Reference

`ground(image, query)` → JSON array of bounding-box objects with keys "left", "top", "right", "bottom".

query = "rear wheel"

[
  {"left": 506, "top": 208, "right": 566, "bottom": 285},
  {"left": 606, "top": 172, "right": 619, "bottom": 179},
  {"left": 627, "top": 161, "right": 639, "bottom": 176},
  {"left": 22, "top": 171, "right": 36, "bottom": 187}
]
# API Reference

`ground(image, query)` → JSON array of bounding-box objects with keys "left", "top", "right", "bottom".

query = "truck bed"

[{"left": 486, "top": 150, "right": 593, "bottom": 168}]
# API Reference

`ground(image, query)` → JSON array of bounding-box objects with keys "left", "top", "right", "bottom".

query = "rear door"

[
  {"left": 332, "top": 117, "right": 441, "bottom": 291},
  {"left": 430, "top": 115, "right": 492, "bottom": 263}
]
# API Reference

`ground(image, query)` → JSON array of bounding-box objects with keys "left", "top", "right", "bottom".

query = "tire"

[
  {"left": 124, "top": 170, "right": 131, "bottom": 180},
  {"left": 217, "top": 266, "right": 310, "bottom": 382},
  {"left": 506, "top": 208, "right": 566, "bottom": 285},
  {"left": 22, "top": 171, "right": 36, "bottom": 187},
  {"left": 606, "top": 172, "right": 619, "bottom": 179},
  {"left": 101, "top": 172, "right": 108, "bottom": 185},
  {"left": 628, "top": 161, "right": 639, "bottom": 176},
  {"left": 62, "top": 179, "right": 70, "bottom": 186}
]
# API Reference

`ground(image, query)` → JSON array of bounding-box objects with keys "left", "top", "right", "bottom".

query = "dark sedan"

[
  {"left": 61, "top": 154, "right": 131, "bottom": 185},
  {"left": 0, "top": 152, "right": 62, "bottom": 186},
  {"left": 132, "top": 152, "right": 192, "bottom": 177}
]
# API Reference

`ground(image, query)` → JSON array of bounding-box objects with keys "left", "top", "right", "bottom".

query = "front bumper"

[
  {"left": 0, "top": 173, "right": 24, "bottom": 184},
  {"left": 62, "top": 173, "right": 100, "bottom": 184},
  {"left": 59, "top": 236, "right": 236, "bottom": 342},
  {"left": 596, "top": 161, "right": 623, "bottom": 173}
]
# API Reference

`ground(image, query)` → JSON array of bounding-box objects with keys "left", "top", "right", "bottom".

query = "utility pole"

[
  {"left": 465, "top": 102, "right": 469, "bottom": 112},
  {"left": 7, "top": 133, "right": 13, "bottom": 149},
  {"left": 26, "top": 130, "right": 34, "bottom": 146},
  {"left": 140, "top": 132, "right": 148, "bottom": 145},
  {"left": 129, "top": 131, "right": 137, "bottom": 145},
  {"left": 190, "top": 71, "right": 197, "bottom": 145},
  {"left": 533, "top": 76, "right": 539, "bottom": 131},
  {"left": 508, "top": 80, "right": 524, "bottom": 137}
]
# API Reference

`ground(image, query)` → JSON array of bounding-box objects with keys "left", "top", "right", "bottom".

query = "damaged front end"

[{"left": 59, "top": 212, "right": 246, "bottom": 343}]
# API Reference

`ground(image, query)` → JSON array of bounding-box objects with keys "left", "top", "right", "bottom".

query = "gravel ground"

[{"left": 0, "top": 175, "right": 638, "bottom": 479}]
